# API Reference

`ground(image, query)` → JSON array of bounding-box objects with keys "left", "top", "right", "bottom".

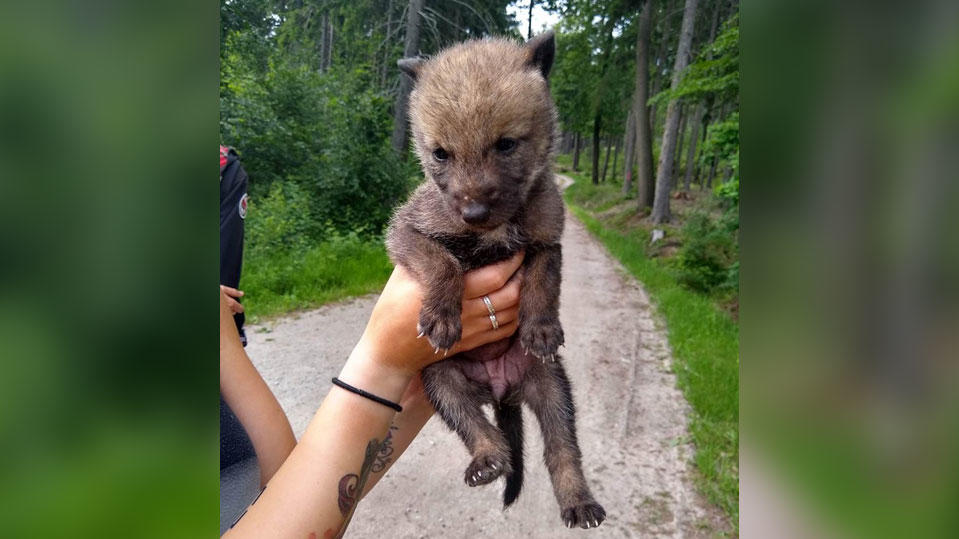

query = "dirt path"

[{"left": 246, "top": 175, "right": 730, "bottom": 537}]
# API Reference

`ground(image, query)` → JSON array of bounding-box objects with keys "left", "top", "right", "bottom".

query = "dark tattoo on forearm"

[
  {"left": 332, "top": 437, "right": 382, "bottom": 539},
  {"left": 336, "top": 474, "right": 359, "bottom": 515},
  {"left": 371, "top": 425, "right": 398, "bottom": 473}
]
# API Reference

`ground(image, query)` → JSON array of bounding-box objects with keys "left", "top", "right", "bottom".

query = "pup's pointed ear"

[
  {"left": 397, "top": 57, "right": 425, "bottom": 81},
  {"left": 525, "top": 31, "right": 555, "bottom": 79}
]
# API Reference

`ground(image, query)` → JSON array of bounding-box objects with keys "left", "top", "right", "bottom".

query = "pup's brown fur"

[{"left": 386, "top": 33, "right": 606, "bottom": 529}]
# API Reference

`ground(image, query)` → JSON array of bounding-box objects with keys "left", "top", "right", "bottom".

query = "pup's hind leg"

[
  {"left": 523, "top": 360, "right": 606, "bottom": 529},
  {"left": 422, "top": 360, "right": 511, "bottom": 487}
]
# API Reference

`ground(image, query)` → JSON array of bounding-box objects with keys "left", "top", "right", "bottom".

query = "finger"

[
  {"left": 224, "top": 296, "right": 244, "bottom": 314},
  {"left": 462, "top": 251, "right": 525, "bottom": 299},
  {"left": 461, "top": 306, "right": 519, "bottom": 340},
  {"left": 462, "top": 270, "right": 522, "bottom": 317},
  {"left": 220, "top": 285, "right": 244, "bottom": 298},
  {"left": 454, "top": 320, "right": 518, "bottom": 355}
]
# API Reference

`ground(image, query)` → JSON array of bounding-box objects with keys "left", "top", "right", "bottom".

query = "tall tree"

[
  {"left": 573, "top": 133, "right": 582, "bottom": 170},
  {"left": 674, "top": 106, "right": 688, "bottom": 177},
  {"left": 634, "top": 0, "right": 655, "bottom": 209},
  {"left": 682, "top": 0, "right": 723, "bottom": 190},
  {"left": 391, "top": 0, "right": 424, "bottom": 155},
  {"left": 528, "top": 0, "right": 535, "bottom": 39},
  {"left": 651, "top": 0, "right": 698, "bottom": 223},
  {"left": 622, "top": 107, "right": 636, "bottom": 194},
  {"left": 601, "top": 136, "right": 612, "bottom": 182}
]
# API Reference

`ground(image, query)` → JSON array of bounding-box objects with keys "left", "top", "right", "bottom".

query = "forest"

[{"left": 220, "top": 0, "right": 739, "bottom": 526}]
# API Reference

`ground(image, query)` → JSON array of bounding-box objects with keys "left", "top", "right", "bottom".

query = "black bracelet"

[{"left": 331, "top": 377, "right": 403, "bottom": 413}]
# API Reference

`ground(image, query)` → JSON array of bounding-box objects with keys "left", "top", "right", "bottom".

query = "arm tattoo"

[
  {"left": 332, "top": 437, "right": 382, "bottom": 539},
  {"left": 371, "top": 425, "right": 398, "bottom": 473}
]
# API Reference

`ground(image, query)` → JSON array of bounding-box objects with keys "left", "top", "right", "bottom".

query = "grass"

[
  {"left": 556, "top": 155, "right": 740, "bottom": 529},
  {"left": 241, "top": 235, "right": 393, "bottom": 321}
]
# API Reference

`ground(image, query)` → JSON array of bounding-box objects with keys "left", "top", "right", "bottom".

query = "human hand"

[
  {"left": 220, "top": 285, "right": 245, "bottom": 314},
  {"left": 345, "top": 252, "right": 524, "bottom": 387}
]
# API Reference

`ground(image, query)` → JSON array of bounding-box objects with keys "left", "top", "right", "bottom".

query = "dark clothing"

[
  {"left": 220, "top": 147, "right": 248, "bottom": 343},
  {"left": 220, "top": 395, "right": 255, "bottom": 469}
]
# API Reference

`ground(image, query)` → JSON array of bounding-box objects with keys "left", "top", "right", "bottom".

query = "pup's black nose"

[{"left": 461, "top": 202, "right": 490, "bottom": 225}]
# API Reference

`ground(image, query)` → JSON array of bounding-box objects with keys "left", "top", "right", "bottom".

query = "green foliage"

[
  {"left": 714, "top": 176, "right": 739, "bottom": 206},
  {"left": 245, "top": 181, "right": 315, "bottom": 258},
  {"left": 676, "top": 212, "right": 738, "bottom": 294},
  {"left": 650, "top": 13, "right": 739, "bottom": 107},
  {"left": 243, "top": 232, "right": 393, "bottom": 320},
  {"left": 552, "top": 0, "right": 635, "bottom": 138},
  {"left": 700, "top": 111, "right": 739, "bottom": 176}
]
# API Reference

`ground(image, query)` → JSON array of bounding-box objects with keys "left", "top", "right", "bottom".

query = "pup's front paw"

[
  {"left": 417, "top": 303, "right": 462, "bottom": 351},
  {"left": 520, "top": 317, "right": 564, "bottom": 361},
  {"left": 561, "top": 501, "right": 606, "bottom": 529}
]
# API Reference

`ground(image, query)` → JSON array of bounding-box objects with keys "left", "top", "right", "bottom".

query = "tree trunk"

[
  {"left": 622, "top": 108, "right": 636, "bottom": 194},
  {"left": 391, "top": 0, "right": 424, "bottom": 156},
  {"left": 674, "top": 106, "right": 688, "bottom": 180},
  {"left": 326, "top": 15, "right": 334, "bottom": 69},
  {"left": 318, "top": 12, "right": 329, "bottom": 71},
  {"left": 651, "top": 0, "right": 699, "bottom": 223},
  {"left": 601, "top": 137, "right": 613, "bottom": 182},
  {"left": 635, "top": 0, "right": 655, "bottom": 210},
  {"left": 528, "top": 0, "right": 535, "bottom": 39},
  {"left": 647, "top": 2, "right": 672, "bottom": 134},
  {"left": 591, "top": 115, "right": 602, "bottom": 184},
  {"left": 380, "top": 0, "right": 396, "bottom": 86},
  {"left": 611, "top": 137, "right": 620, "bottom": 181},
  {"left": 684, "top": 0, "right": 722, "bottom": 191},
  {"left": 573, "top": 133, "right": 581, "bottom": 170},
  {"left": 683, "top": 107, "right": 701, "bottom": 190},
  {"left": 706, "top": 155, "right": 717, "bottom": 188}
]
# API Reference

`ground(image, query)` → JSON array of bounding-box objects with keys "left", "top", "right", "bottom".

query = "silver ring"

[
  {"left": 482, "top": 295, "right": 496, "bottom": 316},
  {"left": 489, "top": 313, "right": 499, "bottom": 330}
]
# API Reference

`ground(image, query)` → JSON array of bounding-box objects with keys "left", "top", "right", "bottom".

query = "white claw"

[
  {"left": 417, "top": 331, "right": 425, "bottom": 339},
  {"left": 490, "top": 463, "right": 497, "bottom": 470},
  {"left": 566, "top": 521, "right": 572, "bottom": 529},
  {"left": 434, "top": 347, "right": 440, "bottom": 354},
  {"left": 524, "top": 348, "right": 528, "bottom": 356},
  {"left": 593, "top": 519, "right": 599, "bottom": 528}
]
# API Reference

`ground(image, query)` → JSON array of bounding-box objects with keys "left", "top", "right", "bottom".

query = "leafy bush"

[
  {"left": 221, "top": 56, "right": 414, "bottom": 239},
  {"left": 676, "top": 212, "right": 738, "bottom": 294},
  {"left": 245, "top": 181, "right": 315, "bottom": 259}
]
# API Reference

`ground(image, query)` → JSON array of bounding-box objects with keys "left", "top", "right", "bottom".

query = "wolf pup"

[{"left": 386, "top": 33, "right": 606, "bottom": 529}]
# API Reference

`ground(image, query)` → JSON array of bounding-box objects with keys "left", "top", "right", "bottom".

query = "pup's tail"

[{"left": 495, "top": 402, "right": 524, "bottom": 507}]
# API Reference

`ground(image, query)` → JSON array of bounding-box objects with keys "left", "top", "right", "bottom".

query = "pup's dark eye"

[
  {"left": 495, "top": 138, "right": 517, "bottom": 153},
  {"left": 432, "top": 148, "right": 449, "bottom": 161}
]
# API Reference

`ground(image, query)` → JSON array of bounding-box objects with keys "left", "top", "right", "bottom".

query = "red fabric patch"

[{"left": 219, "top": 145, "right": 228, "bottom": 168}]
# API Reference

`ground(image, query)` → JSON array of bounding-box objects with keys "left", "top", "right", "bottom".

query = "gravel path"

[{"left": 246, "top": 177, "right": 730, "bottom": 537}]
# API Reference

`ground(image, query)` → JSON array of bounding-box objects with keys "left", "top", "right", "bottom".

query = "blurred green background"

[
  {"left": 1, "top": 0, "right": 957, "bottom": 536},
  {"left": 0, "top": 1, "right": 217, "bottom": 536}
]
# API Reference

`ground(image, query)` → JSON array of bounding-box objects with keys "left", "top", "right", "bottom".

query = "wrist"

[{"left": 338, "top": 336, "right": 414, "bottom": 404}]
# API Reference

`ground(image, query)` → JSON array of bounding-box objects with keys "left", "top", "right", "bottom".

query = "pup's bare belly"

[{"left": 456, "top": 338, "right": 534, "bottom": 400}]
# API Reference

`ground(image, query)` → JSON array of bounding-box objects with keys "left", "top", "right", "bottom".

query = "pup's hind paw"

[
  {"left": 561, "top": 501, "right": 606, "bottom": 529},
  {"left": 418, "top": 305, "right": 462, "bottom": 351},
  {"left": 520, "top": 317, "right": 564, "bottom": 360},
  {"left": 464, "top": 454, "right": 511, "bottom": 487}
]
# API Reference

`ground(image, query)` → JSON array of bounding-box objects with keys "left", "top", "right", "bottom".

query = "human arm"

[
  {"left": 224, "top": 253, "right": 523, "bottom": 538},
  {"left": 220, "top": 289, "right": 296, "bottom": 487}
]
